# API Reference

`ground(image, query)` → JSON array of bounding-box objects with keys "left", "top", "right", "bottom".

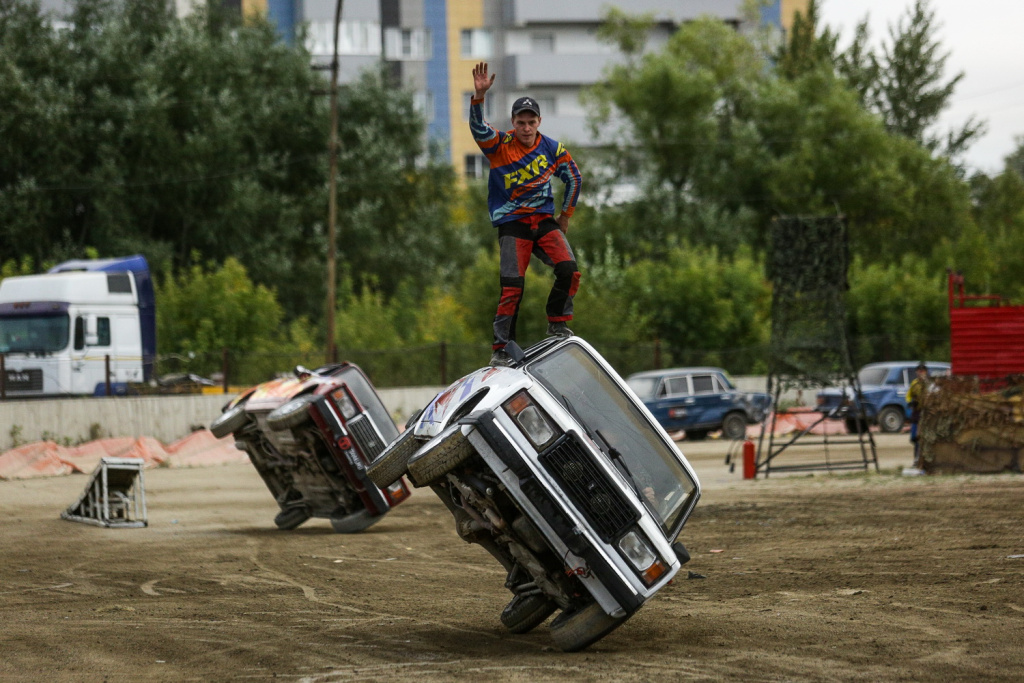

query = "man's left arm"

[{"left": 553, "top": 143, "right": 582, "bottom": 232}]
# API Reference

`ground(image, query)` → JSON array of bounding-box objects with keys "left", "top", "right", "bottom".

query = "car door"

[
  {"left": 688, "top": 373, "right": 728, "bottom": 428},
  {"left": 647, "top": 375, "right": 693, "bottom": 430}
]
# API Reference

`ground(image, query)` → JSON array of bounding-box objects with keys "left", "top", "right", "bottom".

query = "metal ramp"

[
  {"left": 756, "top": 216, "right": 877, "bottom": 477},
  {"left": 61, "top": 457, "right": 148, "bottom": 528}
]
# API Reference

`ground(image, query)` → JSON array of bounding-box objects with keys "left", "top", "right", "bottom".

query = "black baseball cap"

[{"left": 511, "top": 96, "right": 540, "bottom": 117}]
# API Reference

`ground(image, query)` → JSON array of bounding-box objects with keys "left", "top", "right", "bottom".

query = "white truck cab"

[{"left": 0, "top": 255, "right": 155, "bottom": 396}]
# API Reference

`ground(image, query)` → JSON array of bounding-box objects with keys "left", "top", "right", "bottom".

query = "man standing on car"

[{"left": 470, "top": 62, "right": 583, "bottom": 368}]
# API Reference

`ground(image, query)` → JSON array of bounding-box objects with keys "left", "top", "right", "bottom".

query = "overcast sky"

[{"left": 818, "top": 0, "right": 1024, "bottom": 175}]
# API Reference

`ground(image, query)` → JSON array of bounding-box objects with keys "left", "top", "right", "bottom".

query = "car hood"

[
  {"left": 415, "top": 366, "right": 530, "bottom": 438},
  {"left": 236, "top": 375, "right": 327, "bottom": 412}
]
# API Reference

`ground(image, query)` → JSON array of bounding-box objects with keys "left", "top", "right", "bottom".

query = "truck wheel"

[
  {"left": 274, "top": 506, "right": 311, "bottom": 530},
  {"left": 721, "top": 412, "right": 748, "bottom": 441},
  {"left": 878, "top": 406, "right": 906, "bottom": 433},
  {"left": 501, "top": 594, "right": 557, "bottom": 634},
  {"left": 210, "top": 403, "right": 249, "bottom": 439},
  {"left": 266, "top": 394, "right": 316, "bottom": 431},
  {"left": 366, "top": 428, "right": 420, "bottom": 489},
  {"left": 329, "top": 508, "right": 382, "bottom": 534},
  {"left": 407, "top": 429, "right": 475, "bottom": 487},
  {"left": 549, "top": 600, "right": 629, "bottom": 652}
]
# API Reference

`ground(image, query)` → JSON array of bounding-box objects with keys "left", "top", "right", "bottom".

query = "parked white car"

[{"left": 366, "top": 336, "right": 701, "bottom": 651}]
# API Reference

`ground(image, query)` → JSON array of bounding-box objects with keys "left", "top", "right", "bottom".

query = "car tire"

[
  {"left": 501, "top": 594, "right": 557, "bottom": 634},
  {"left": 274, "top": 506, "right": 311, "bottom": 530},
  {"left": 721, "top": 412, "right": 748, "bottom": 441},
  {"left": 329, "top": 508, "right": 382, "bottom": 534},
  {"left": 266, "top": 394, "right": 317, "bottom": 431},
  {"left": 685, "top": 429, "right": 708, "bottom": 441},
  {"left": 366, "top": 428, "right": 420, "bottom": 489},
  {"left": 406, "top": 428, "right": 475, "bottom": 487},
  {"left": 878, "top": 406, "right": 906, "bottom": 433},
  {"left": 210, "top": 403, "right": 249, "bottom": 439},
  {"left": 549, "top": 600, "right": 630, "bottom": 652}
]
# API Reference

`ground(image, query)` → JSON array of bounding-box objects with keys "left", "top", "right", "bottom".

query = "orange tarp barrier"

[
  {"left": 0, "top": 442, "right": 75, "bottom": 480},
  {"left": 0, "top": 430, "right": 246, "bottom": 480}
]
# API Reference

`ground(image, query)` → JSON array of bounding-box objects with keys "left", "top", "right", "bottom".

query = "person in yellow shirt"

[{"left": 905, "top": 362, "right": 930, "bottom": 468}]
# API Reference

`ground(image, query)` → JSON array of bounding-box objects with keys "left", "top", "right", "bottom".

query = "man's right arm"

[{"left": 471, "top": 62, "right": 500, "bottom": 152}]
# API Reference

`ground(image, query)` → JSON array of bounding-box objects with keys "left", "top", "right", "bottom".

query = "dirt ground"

[{"left": 2, "top": 433, "right": 1022, "bottom": 682}]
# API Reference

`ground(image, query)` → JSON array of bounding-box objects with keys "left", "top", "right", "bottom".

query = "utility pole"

[{"left": 325, "top": 0, "right": 344, "bottom": 364}]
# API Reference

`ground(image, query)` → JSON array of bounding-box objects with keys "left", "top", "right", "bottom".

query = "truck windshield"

[
  {"left": 528, "top": 343, "right": 699, "bottom": 537},
  {"left": 0, "top": 314, "right": 70, "bottom": 354}
]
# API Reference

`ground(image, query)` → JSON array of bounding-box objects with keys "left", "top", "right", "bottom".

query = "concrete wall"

[
  {"left": 0, "top": 378, "right": 815, "bottom": 451},
  {"left": 0, "top": 386, "right": 446, "bottom": 452}
]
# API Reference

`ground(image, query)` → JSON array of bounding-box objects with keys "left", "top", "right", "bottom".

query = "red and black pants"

[{"left": 493, "top": 216, "right": 580, "bottom": 350}]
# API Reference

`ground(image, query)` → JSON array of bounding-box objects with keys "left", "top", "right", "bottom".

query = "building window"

[
  {"left": 414, "top": 90, "right": 435, "bottom": 122},
  {"left": 460, "top": 29, "right": 493, "bottom": 58},
  {"left": 305, "top": 21, "right": 382, "bottom": 58},
  {"left": 463, "top": 92, "right": 494, "bottom": 121},
  {"left": 535, "top": 96, "right": 555, "bottom": 116},
  {"left": 465, "top": 155, "right": 488, "bottom": 179},
  {"left": 531, "top": 33, "right": 554, "bottom": 54},
  {"left": 384, "top": 27, "right": 432, "bottom": 60}
]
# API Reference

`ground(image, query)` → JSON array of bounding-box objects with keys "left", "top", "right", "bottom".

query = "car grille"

[
  {"left": 539, "top": 434, "right": 639, "bottom": 543},
  {"left": 347, "top": 414, "right": 386, "bottom": 462},
  {"left": 4, "top": 368, "right": 43, "bottom": 391}
]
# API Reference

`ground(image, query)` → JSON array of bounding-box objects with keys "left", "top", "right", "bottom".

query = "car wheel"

[
  {"left": 406, "top": 428, "right": 475, "bottom": 487},
  {"left": 366, "top": 428, "right": 420, "bottom": 489},
  {"left": 266, "top": 394, "right": 317, "bottom": 431},
  {"left": 501, "top": 594, "right": 557, "bottom": 634},
  {"left": 686, "top": 429, "right": 708, "bottom": 441},
  {"left": 721, "top": 412, "right": 748, "bottom": 441},
  {"left": 878, "top": 406, "right": 906, "bottom": 433},
  {"left": 210, "top": 403, "right": 249, "bottom": 439},
  {"left": 549, "top": 600, "right": 630, "bottom": 652},
  {"left": 845, "top": 416, "right": 869, "bottom": 434},
  {"left": 329, "top": 508, "right": 382, "bottom": 534},
  {"left": 274, "top": 506, "right": 311, "bottom": 530}
]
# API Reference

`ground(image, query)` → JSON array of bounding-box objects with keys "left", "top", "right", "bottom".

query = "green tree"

[{"left": 834, "top": 0, "right": 984, "bottom": 161}]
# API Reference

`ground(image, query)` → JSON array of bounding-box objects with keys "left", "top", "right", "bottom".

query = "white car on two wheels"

[{"left": 367, "top": 336, "right": 701, "bottom": 651}]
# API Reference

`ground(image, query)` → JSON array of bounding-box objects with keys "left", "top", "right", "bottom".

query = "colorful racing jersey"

[{"left": 470, "top": 98, "right": 582, "bottom": 226}]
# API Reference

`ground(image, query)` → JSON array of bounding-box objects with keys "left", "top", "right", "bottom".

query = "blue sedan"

[{"left": 626, "top": 367, "right": 771, "bottom": 441}]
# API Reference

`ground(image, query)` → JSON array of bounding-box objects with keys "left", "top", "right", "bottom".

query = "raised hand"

[{"left": 473, "top": 62, "right": 496, "bottom": 98}]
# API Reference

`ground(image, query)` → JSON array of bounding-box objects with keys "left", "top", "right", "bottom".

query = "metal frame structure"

[
  {"left": 61, "top": 457, "right": 148, "bottom": 528},
  {"left": 756, "top": 216, "right": 877, "bottom": 477}
]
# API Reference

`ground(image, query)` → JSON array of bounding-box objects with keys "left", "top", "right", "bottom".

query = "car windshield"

[
  {"left": 625, "top": 376, "right": 658, "bottom": 400},
  {"left": 857, "top": 366, "right": 890, "bottom": 386},
  {"left": 528, "top": 343, "right": 698, "bottom": 537},
  {"left": 0, "top": 314, "right": 69, "bottom": 354}
]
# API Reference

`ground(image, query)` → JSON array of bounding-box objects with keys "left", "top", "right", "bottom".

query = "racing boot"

[{"left": 546, "top": 321, "right": 573, "bottom": 338}]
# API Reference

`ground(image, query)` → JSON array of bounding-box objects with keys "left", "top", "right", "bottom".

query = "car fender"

[{"left": 413, "top": 366, "right": 531, "bottom": 439}]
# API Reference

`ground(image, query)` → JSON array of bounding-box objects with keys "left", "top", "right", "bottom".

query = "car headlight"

[
  {"left": 618, "top": 529, "right": 669, "bottom": 586},
  {"left": 503, "top": 391, "right": 559, "bottom": 450},
  {"left": 332, "top": 387, "right": 358, "bottom": 419}
]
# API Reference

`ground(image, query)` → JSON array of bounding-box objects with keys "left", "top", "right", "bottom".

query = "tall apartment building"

[{"left": 36, "top": 0, "right": 808, "bottom": 177}]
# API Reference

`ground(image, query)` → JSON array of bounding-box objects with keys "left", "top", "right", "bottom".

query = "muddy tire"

[
  {"left": 210, "top": 403, "right": 249, "bottom": 439},
  {"left": 501, "top": 594, "right": 557, "bottom": 634},
  {"left": 329, "top": 508, "right": 382, "bottom": 534},
  {"left": 878, "top": 405, "right": 906, "bottom": 433},
  {"left": 366, "top": 428, "right": 420, "bottom": 489},
  {"left": 406, "top": 429, "right": 475, "bottom": 487},
  {"left": 267, "top": 394, "right": 317, "bottom": 431},
  {"left": 274, "top": 506, "right": 311, "bottom": 530},
  {"left": 721, "top": 412, "right": 748, "bottom": 441},
  {"left": 549, "top": 600, "right": 629, "bottom": 652}
]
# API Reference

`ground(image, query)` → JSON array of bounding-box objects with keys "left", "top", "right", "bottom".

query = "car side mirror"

[
  {"left": 672, "top": 541, "right": 691, "bottom": 566},
  {"left": 84, "top": 315, "right": 99, "bottom": 346}
]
